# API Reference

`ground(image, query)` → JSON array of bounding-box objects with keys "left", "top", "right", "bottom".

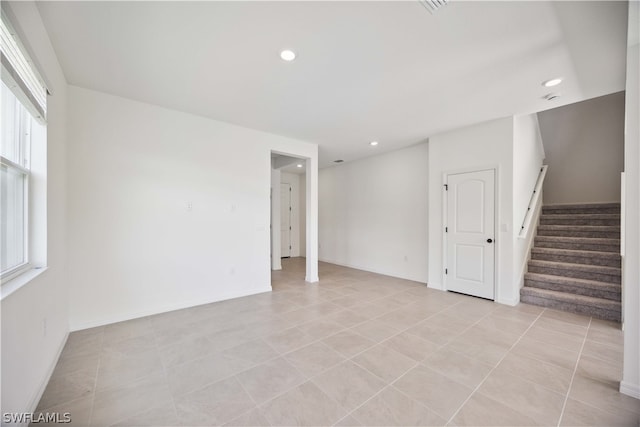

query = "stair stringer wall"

[{"left": 516, "top": 188, "right": 544, "bottom": 292}]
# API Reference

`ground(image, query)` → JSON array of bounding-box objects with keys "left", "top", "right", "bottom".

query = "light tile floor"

[{"left": 34, "top": 258, "right": 639, "bottom": 426}]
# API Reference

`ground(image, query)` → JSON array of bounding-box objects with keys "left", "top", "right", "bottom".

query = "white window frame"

[
  {"left": 0, "top": 155, "right": 30, "bottom": 281},
  {"left": 1, "top": 9, "right": 47, "bottom": 288}
]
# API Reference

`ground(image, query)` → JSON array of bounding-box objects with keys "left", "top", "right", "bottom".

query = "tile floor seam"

[
  {"left": 232, "top": 373, "right": 261, "bottom": 412},
  {"left": 234, "top": 359, "right": 310, "bottom": 414},
  {"left": 45, "top": 259, "right": 628, "bottom": 427},
  {"left": 100, "top": 337, "right": 170, "bottom": 427},
  {"left": 510, "top": 334, "right": 583, "bottom": 369},
  {"left": 356, "top": 299, "right": 466, "bottom": 353},
  {"left": 234, "top": 357, "right": 360, "bottom": 424},
  {"left": 556, "top": 317, "right": 592, "bottom": 427},
  {"left": 566, "top": 393, "right": 640, "bottom": 422},
  {"left": 345, "top": 354, "right": 463, "bottom": 424},
  {"left": 155, "top": 337, "right": 180, "bottom": 427},
  {"left": 409, "top": 302, "right": 507, "bottom": 367},
  {"left": 329, "top": 301, "right": 501, "bottom": 426},
  {"left": 445, "top": 307, "right": 547, "bottom": 425},
  {"left": 86, "top": 356, "right": 100, "bottom": 426},
  {"left": 225, "top": 407, "right": 273, "bottom": 427}
]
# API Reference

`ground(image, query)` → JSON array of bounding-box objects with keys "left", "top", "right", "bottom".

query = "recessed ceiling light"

[
  {"left": 280, "top": 50, "right": 296, "bottom": 61},
  {"left": 369, "top": 141, "right": 379, "bottom": 146},
  {"left": 544, "top": 93, "right": 561, "bottom": 101},
  {"left": 542, "top": 78, "right": 562, "bottom": 87},
  {"left": 296, "top": 164, "right": 303, "bottom": 168}
]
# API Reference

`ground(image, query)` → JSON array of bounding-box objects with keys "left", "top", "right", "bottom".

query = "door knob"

[{"left": 487, "top": 238, "right": 493, "bottom": 243}]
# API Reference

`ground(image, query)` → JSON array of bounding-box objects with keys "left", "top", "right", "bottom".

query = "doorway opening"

[{"left": 270, "top": 152, "right": 310, "bottom": 282}]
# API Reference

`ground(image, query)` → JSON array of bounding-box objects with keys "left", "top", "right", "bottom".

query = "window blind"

[{"left": 0, "top": 10, "right": 47, "bottom": 122}]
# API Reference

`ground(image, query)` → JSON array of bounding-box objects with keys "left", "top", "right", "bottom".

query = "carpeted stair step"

[
  {"left": 539, "top": 214, "right": 620, "bottom": 226},
  {"left": 524, "top": 272, "right": 621, "bottom": 301},
  {"left": 537, "top": 225, "right": 620, "bottom": 239},
  {"left": 520, "top": 287, "right": 621, "bottom": 322},
  {"left": 542, "top": 203, "right": 621, "bottom": 215},
  {"left": 528, "top": 260, "right": 621, "bottom": 284},
  {"left": 534, "top": 236, "right": 620, "bottom": 253},
  {"left": 531, "top": 247, "right": 621, "bottom": 268}
]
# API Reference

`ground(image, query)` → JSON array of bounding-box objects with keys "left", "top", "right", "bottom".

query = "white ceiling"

[{"left": 36, "top": 1, "right": 628, "bottom": 168}]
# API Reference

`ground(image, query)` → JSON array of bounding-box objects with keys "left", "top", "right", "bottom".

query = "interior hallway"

[{"left": 34, "top": 258, "right": 638, "bottom": 426}]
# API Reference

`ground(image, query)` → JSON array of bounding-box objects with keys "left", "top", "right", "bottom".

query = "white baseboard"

[
  {"left": 496, "top": 295, "right": 520, "bottom": 306},
  {"left": 620, "top": 381, "right": 640, "bottom": 399},
  {"left": 27, "top": 331, "right": 70, "bottom": 417},
  {"left": 69, "top": 286, "right": 272, "bottom": 331},
  {"left": 318, "top": 257, "right": 427, "bottom": 284},
  {"left": 427, "top": 282, "right": 444, "bottom": 291}
]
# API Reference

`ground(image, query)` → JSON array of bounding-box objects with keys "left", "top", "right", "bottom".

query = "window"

[
  {"left": 1, "top": 82, "right": 31, "bottom": 278},
  {"left": 1, "top": 10, "right": 47, "bottom": 284}
]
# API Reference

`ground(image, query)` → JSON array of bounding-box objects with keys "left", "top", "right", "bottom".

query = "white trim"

[
  {"left": 621, "top": 172, "right": 625, "bottom": 257},
  {"left": 620, "top": 381, "right": 640, "bottom": 400},
  {"left": 69, "top": 285, "right": 272, "bottom": 331},
  {"left": 443, "top": 166, "right": 498, "bottom": 301},
  {"left": 0, "top": 266, "right": 46, "bottom": 300},
  {"left": 0, "top": 262, "right": 31, "bottom": 284},
  {"left": 27, "top": 331, "right": 69, "bottom": 417},
  {"left": 305, "top": 274, "right": 319, "bottom": 283},
  {"left": 318, "top": 257, "right": 426, "bottom": 284},
  {"left": 0, "top": 155, "right": 29, "bottom": 174},
  {"left": 496, "top": 295, "right": 520, "bottom": 306},
  {"left": 427, "top": 281, "right": 444, "bottom": 291}
]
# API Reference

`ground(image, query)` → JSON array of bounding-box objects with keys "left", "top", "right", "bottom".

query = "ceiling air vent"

[{"left": 419, "top": 0, "right": 450, "bottom": 14}]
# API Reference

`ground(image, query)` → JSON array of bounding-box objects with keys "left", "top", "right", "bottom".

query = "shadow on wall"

[{"left": 538, "top": 92, "right": 625, "bottom": 205}]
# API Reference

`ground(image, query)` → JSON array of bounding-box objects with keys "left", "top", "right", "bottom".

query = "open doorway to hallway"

[{"left": 271, "top": 153, "right": 308, "bottom": 280}]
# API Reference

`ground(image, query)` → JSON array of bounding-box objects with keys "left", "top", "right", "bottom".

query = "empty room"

[{"left": 1, "top": 1, "right": 639, "bottom": 426}]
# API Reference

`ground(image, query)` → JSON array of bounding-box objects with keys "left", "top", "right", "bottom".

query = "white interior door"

[
  {"left": 281, "top": 183, "right": 291, "bottom": 258},
  {"left": 446, "top": 169, "right": 495, "bottom": 300}
]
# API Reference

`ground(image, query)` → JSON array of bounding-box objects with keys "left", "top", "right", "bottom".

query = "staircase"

[{"left": 520, "top": 203, "right": 622, "bottom": 322}]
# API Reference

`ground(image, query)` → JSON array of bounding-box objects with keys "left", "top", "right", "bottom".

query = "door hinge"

[
  {"left": 290, "top": 207, "right": 292, "bottom": 211},
  {"left": 289, "top": 245, "right": 292, "bottom": 249},
  {"left": 445, "top": 268, "right": 448, "bottom": 274},
  {"left": 445, "top": 227, "right": 448, "bottom": 233},
  {"left": 444, "top": 184, "right": 448, "bottom": 191},
  {"left": 289, "top": 226, "right": 292, "bottom": 230}
]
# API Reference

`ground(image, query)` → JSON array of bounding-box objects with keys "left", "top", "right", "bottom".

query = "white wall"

[
  {"left": 429, "top": 117, "right": 510, "bottom": 304},
  {"left": 319, "top": 143, "right": 429, "bottom": 282},
  {"left": 429, "top": 115, "right": 543, "bottom": 305},
  {"left": 1, "top": 1, "right": 69, "bottom": 417},
  {"left": 300, "top": 173, "right": 307, "bottom": 258},
  {"left": 512, "top": 114, "right": 546, "bottom": 288},
  {"left": 281, "top": 172, "right": 302, "bottom": 257},
  {"left": 539, "top": 92, "right": 625, "bottom": 205},
  {"left": 270, "top": 167, "right": 282, "bottom": 270},
  {"left": 621, "top": 0, "right": 640, "bottom": 400},
  {"left": 67, "top": 86, "right": 317, "bottom": 330}
]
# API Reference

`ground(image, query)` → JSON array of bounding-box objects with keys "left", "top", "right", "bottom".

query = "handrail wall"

[{"left": 518, "top": 165, "right": 548, "bottom": 239}]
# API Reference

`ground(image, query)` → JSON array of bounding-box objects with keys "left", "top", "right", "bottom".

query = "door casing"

[{"left": 443, "top": 166, "right": 498, "bottom": 300}]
